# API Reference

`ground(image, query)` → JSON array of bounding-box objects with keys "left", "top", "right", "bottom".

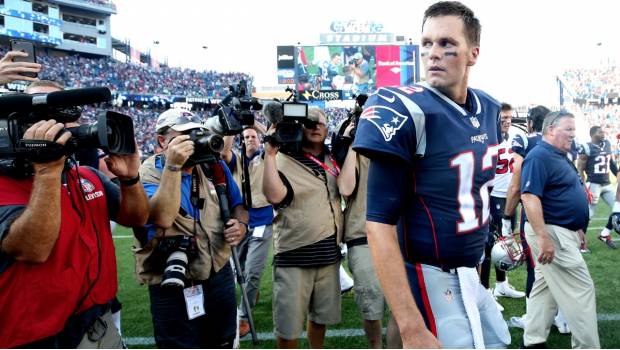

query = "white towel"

[{"left": 457, "top": 267, "right": 485, "bottom": 349}]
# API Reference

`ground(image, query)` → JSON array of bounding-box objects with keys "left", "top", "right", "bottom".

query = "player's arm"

[
  {"left": 365, "top": 159, "right": 440, "bottom": 348},
  {"left": 504, "top": 153, "right": 523, "bottom": 219},
  {"left": 577, "top": 154, "right": 588, "bottom": 183}
]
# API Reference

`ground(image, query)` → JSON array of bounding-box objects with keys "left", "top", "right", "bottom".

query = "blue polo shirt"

[
  {"left": 521, "top": 141, "right": 589, "bottom": 231},
  {"left": 143, "top": 156, "right": 243, "bottom": 241}
]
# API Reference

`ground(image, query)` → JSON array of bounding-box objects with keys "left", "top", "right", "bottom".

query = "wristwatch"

[
  {"left": 166, "top": 164, "right": 182, "bottom": 172},
  {"left": 119, "top": 175, "right": 140, "bottom": 186}
]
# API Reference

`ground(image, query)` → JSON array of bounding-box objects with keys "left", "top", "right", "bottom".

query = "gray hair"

[{"left": 542, "top": 111, "right": 574, "bottom": 135}]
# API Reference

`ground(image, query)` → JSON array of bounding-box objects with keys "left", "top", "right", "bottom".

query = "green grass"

[{"left": 113, "top": 202, "right": 620, "bottom": 348}]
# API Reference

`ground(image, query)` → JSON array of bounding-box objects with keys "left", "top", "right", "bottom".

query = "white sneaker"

[
  {"left": 494, "top": 282, "right": 526, "bottom": 298},
  {"left": 487, "top": 288, "right": 504, "bottom": 312},
  {"left": 509, "top": 314, "right": 527, "bottom": 329},
  {"left": 554, "top": 311, "right": 570, "bottom": 334},
  {"left": 339, "top": 265, "right": 354, "bottom": 294}
]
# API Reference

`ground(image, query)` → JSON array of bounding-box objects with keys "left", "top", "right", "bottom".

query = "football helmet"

[
  {"left": 611, "top": 212, "right": 620, "bottom": 234},
  {"left": 491, "top": 234, "right": 525, "bottom": 271}
]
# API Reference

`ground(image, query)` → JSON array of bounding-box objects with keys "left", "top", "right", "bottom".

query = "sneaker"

[
  {"left": 494, "top": 282, "right": 526, "bottom": 298},
  {"left": 239, "top": 319, "right": 250, "bottom": 338},
  {"left": 580, "top": 248, "right": 591, "bottom": 254},
  {"left": 339, "top": 265, "right": 354, "bottom": 294},
  {"left": 554, "top": 311, "right": 570, "bottom": 334},
  {"left": 598, "top": 235, "right": 618, "bottom": 249},
  {"left": 509, "top": 314, "right": 526, "bottom": 329}
]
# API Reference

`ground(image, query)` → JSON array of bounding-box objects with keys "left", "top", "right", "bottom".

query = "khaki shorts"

[
  {"left": 348, "top": 244, "right": 385, "bottom": 320},
  {"left": 272, "top": 263, "right": 341, "bottom": 340}
]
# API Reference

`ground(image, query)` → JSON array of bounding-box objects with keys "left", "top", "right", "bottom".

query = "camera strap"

[
  {"left": 190, "top": 168, "right": 205, "bottom": 214},
  {"left": 304, "top": 153, "right": 340, "bottom": 177}
]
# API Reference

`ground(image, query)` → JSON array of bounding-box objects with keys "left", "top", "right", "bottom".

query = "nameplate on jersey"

[{"left": 360, "top": 105, "right": 407, "bottom": 142}]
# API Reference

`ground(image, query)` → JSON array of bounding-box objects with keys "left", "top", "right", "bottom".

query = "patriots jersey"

[
  {"left": 579, "top": 140, "right": 612, "bottom": 185},
  {"left": 512, "top": 132, "right": 542, "bottom": 159},
  {"left": 353, "top": 83, "right": 501, "bottom": 269}
]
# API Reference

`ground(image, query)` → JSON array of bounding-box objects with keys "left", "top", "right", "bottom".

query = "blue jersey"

[
  {"left": 578, "top": 140, "right": 612, "bottom": 185},
  {"left": 353, "top": 83, "right": 501, "bottom": 268},
  {"left": 512, "top": 132, "right": 542, "bottom": 158}
]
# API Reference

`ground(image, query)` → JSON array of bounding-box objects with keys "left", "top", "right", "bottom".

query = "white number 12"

[{"left": 450, "top": 145, "right": 499, "bottom": 233}]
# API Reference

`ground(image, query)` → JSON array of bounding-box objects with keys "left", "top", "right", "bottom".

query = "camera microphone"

[
  {"left": 262, "top": 101, "right": 283, "bottom": 125},
  {"left": 0, "top": 87, "right": 112, "bottom": 114}
]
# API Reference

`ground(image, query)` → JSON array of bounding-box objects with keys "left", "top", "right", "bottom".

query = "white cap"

[{"left": 155, "top": 108, "right": 205, "bottom": 133}]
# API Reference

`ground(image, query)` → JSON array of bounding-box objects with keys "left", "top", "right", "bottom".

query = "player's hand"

[
  {"left": 0, "top": 51, "right": 41, "bottom": 84},
  {"left": 22, "top": 120, "right": 71, "bottom": 174},
  {"left": 402, "top": 327, "right": 442, "bottom": 349},
  {"left": 223, "top": 219, "right": 246, "bottom": 247},
  {"left": 165, "top": 135, "right": 194, "bottom": 167},
  {"left": 501, "top": 218, "right": 513, "bottom": 237},
  {"left": 537, "top": 234, "right": 555, "bottom": 264}
]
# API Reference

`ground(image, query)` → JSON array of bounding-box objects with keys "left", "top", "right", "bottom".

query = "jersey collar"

[{"left": 419, "top": 81, "right": 481, "bottom": 116}]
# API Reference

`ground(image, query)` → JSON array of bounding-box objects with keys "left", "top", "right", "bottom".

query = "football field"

[{"left": 112, "top": 204, "right": 620, "bottom": 348}]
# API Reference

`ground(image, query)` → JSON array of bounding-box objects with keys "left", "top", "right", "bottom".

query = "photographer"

[
  {"left": 263, "top": 107, "right": 342, "bottom": 348},
  {"left": 348, "top": 52, "right": 370, "bottom": 94},
  {"left": 135, "top": 108, "right": 247, "bottom": 348},
  {"left": 221, "top": 124, "right": 272, "bottom": 338},
  {"left": 0, "top": 63, "right": 149, "bottom": 347}
]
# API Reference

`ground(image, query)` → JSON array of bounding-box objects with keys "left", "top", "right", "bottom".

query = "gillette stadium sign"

[{"left": 320, "top": 20, "right": 393, "bottom": 44}]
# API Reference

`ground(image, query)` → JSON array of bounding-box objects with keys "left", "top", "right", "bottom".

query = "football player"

[
  {"left": 352, "top": 2, "right": 510, "bottom": 348},
  {"left": 577, "top": 126, "right": 618, "bottom": 248}
]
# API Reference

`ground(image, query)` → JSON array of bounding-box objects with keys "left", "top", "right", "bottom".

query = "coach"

[{"left": 521, "top": 111, "right": 600, "bottom": 348}]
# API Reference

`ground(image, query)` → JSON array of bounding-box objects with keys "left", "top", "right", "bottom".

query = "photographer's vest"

[
  {"left": 134, "top": 155, "right": 229, "bottom": 285},
  {"left": 273, "top": 153, "right": 343, "bottom": 255},
  {"left": 0, "top": 167, "right": 117, "bottom": 348},
  {"left": 232, "top": 150, "right": 270, "bottom": 209},
  {"left": 344, "top": 154, "right": 369, "bottom": 242}
]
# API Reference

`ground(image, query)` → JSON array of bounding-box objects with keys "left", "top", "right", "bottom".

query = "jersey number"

[
  {"left": 594, "top": 155, "right": 611, "bottom": 174},
  {"left": 496, "top": 148, "right": 514, "bottom": 174},
  {"left": 451, "top": 146, "right": 498, "bottom": 233}
]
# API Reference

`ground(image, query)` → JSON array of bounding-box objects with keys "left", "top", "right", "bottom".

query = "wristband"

[
  {"left": 119, "top": 174, "right": 140, "bottom": 186},
  {"left": 166, "top": 164, "right": 182, "bottom": 172},
  {"left": 503, "top": 214, "right": 514, "bottom": 221},
  {"left": 613, "top": 202, "right": 620, "bottom": 213}
]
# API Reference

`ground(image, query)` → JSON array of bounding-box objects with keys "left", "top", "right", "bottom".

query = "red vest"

[{"left": 0, "top": 166, "right": 118, "bottom": 348}]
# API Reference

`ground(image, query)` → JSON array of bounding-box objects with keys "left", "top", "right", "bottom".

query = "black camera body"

[
  {"left": 184, "top": 128, "right": 224, "bottom": 167},
  {"left": 206, "top": 80, "right": 262, "bottom": 136}
]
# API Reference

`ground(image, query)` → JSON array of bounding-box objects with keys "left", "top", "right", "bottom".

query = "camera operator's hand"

[
  {"left": 22, "top": 120, "right": 71, "bottom": 174},
  {"left": 264, "top": 124, "right": 279, "bottom": 157},
  {"left": 223, "top": 218, "right": 246, "bottom": 247},
  {"left": 343, "top": 122, "right": 356, "bottom": 138},
  {"left": 105, "top": 140, "right": 141, "bottom": 180},
  {"left": 0, "top": 51, "right": 42, "bottom": 84},
  {"left": 165, "top": 135, "right": 194, "bottom": 167}
]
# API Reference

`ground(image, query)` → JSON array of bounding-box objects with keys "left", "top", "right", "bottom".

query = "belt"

[{"left": 346, "top": 237, "right": 368, "bottom": 249}]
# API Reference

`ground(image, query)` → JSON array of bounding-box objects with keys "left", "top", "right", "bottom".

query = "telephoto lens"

[{"left": 161, "top": 251, "right": 189, "bottom": 288}]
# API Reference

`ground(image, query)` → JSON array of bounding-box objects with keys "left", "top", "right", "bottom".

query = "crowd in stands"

[{"left": 563, "top": 63, "right": 620, "bottom": 155}]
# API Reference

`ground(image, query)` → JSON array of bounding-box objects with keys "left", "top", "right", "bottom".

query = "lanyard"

[{"left": 304, "top": 153, "right": 340, "bottom": 177}]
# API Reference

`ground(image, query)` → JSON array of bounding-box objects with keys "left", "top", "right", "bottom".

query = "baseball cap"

[
  {"left": 352, "top": 52, "right": 363, "bottom": 60},
  {"left": 155, "top": 108, "right": 205, "bottom": 133}
]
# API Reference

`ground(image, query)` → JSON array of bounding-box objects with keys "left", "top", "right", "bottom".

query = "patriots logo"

[{"left": 360, "top": 105, "right": 408, "bottom": 142}]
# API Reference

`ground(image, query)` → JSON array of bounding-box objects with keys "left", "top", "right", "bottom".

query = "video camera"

[
  {"left": 262, "top": 88, "right": 309, "bottom": 153},
  {"left": 0, "top": 87, "right": 136, "bottom": 178},
  {"left": 205, "top": 80, "right": 263, "bottom": 135}
]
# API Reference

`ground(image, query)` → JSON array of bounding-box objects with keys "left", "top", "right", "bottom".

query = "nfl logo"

[
  {"left": 470, "top": 116, "right": 480, "bottom": 128},
  {"left": 80, "top": 179, "right": 95, "bottom": 193}
]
